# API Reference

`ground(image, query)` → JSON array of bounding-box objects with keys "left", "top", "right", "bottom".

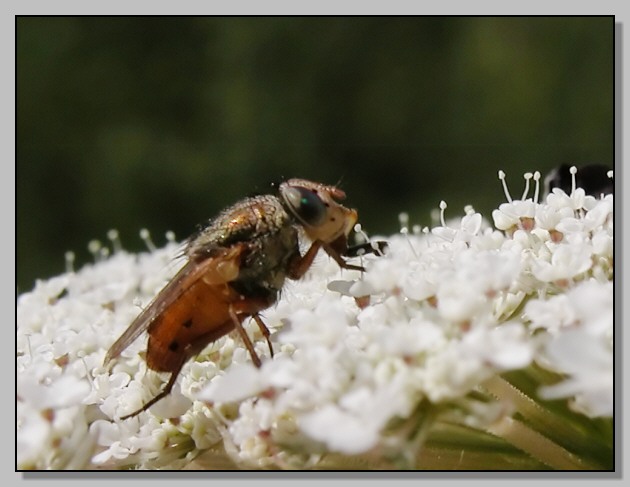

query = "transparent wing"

[{"left": 103, "top": 245, "right": 244, "bottom": 365}]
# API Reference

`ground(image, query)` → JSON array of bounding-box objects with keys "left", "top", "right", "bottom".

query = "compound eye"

[{"left": 282, "top": 186, "right": 328, "bottom": 226}]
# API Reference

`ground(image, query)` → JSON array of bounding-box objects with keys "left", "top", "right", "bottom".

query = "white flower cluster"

[{"left": 16, "top": 170, "right": 613, "bottom": 470}]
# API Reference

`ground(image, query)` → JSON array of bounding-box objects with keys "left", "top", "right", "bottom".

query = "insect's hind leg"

[
  {"left": 228, "top": 305, "right": 262, "bottom": 368},
  {"left": 119, "top": 359, "right": 186, "bottom": 420},
  {"left": 252, "top": 313, "right": 274, "bottom": 358}
]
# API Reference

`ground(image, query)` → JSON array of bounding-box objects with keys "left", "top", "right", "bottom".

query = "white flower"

[
  {"left": 422, "top": 322, "right": 533, "bottom": 402},
  {"left": 16, "top": 403, "right": 50, "bottom": 468},
  {"left": 530, "top": 242, "right": 593, "bottom": 282},
  {"left": 17, "top": 173, "right": 613, "bottom": 470},
  {"left": 199, "top": 363, "right": 264, "bottom": 404},
  {"left": 527, "top": 279, "right": 613, "bottom": 417},
  {"left": 492, "top": 200, "right": 536, "bottom": 231},
  {"left": 432, "top": 211, "right": 483, "bottom": 243},
  {"left": 524, "top": 294, "right": 577, "bottom": 333},
  {"left": 539, "top": 328, "right": 613, "bottom": 417}
]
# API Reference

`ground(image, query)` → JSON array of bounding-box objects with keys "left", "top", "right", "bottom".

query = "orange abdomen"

[{"left": 145, "top": 279, "right": 241, "bottom": 373}]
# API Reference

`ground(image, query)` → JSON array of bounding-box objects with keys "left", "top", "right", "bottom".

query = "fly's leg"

[
  {"left": 322, "top": 242, "right": 365, "bottom": 272},
  {"left": 289, "top": 240, "right": 362, "bottom": 279},
  {"left": 287, "top": 240, "right": 323, "bottom": 279},
  {"left": 118, "top": 306, "right": 273, "bottom": 419},
  {"left": 229, "top": 297, "right": 277, "bottom": 367},
  {"left": 288, "top": 239, "right": 366, "bottom": 280},
  {"left": 228, "top": 304, "right": 262, "bottom": 368},
  {"left": 119, "top": 357, "right": 187, "bottom": 420},
  {"left": 252, "top": 313, "right": 274, "bottom": 358}
]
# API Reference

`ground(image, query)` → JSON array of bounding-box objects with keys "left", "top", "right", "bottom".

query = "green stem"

[
  {"left": 485, "top": 415, "right": 591, "bottom": 469},
  {"left": 481, "top": 375, "right": 601, "bottom": 470}
]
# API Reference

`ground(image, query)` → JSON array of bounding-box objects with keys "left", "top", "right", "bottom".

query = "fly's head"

[{"left": 278, "top": 179, "right": 358, "bottom": 250}]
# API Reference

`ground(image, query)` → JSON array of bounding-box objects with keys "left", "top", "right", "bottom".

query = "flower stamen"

[
  {"left": 64, "top": 251, "right": 75, "bottom": 274},
  {"left": 439, "top": 201, "right": 447, "bottom": 227},
  {"left": 533, "top": 171, "right": 541, "bottom": 203},
  {"left": 398, "top": 212, "right": 409, "bottom": 234},
  {"left": 140, "top": 228, "right": 157, "bottom": 252},
  {"left": 569, "top": 165, "right": 578, "bottom": 196},
  {"left": 87, "top": 240, "right": 103, "bottom": 263},
  {"left": 521, "top": 172, "right": 533, "bottom": 200},
  {"left": 107, "top": 229, "right": 122, "bottom": 254},
  {"left": 498, "top": 170, "right": 512, "bottom": 203}
]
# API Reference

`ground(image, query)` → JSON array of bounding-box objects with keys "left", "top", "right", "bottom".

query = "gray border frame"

[{"left": 8, "top": 4, "right": 627, "bottom": 486}]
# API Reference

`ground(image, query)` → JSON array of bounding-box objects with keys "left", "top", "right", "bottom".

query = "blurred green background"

[{"left": 17, "top": 17, "right": 613, "bottom": 293}]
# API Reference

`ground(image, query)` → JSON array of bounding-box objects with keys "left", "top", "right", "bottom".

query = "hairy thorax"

[{"left": 186, "top": 194, "right": 300, "bottom": 303}]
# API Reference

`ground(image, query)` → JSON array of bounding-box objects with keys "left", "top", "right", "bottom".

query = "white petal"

[
  {"left": 197, "top": 363, "right": 263, "bottom": 403},
  {"left": 299, "top": 404, "right": 379, "bottom": 454}
]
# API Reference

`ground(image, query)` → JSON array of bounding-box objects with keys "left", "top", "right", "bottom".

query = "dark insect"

[
  {"left": 104, "top": 178, "right": 382, "bottom": 419},
  {"left": 544, "top": 164, "right": 613, "bottom": 197},
  {"left": 345, "top": 241, "right": 388, "bottom": 258}
]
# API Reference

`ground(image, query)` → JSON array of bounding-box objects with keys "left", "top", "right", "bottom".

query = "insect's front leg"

[
  {"left": 288, "top": 239, "right": 365, "bottom": 280},
  {"left": 287, "top": 240, "right": 324, "bottom": 279},
  {"left": 322, "top": 242, "right": 365, "bottom": 272}
]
